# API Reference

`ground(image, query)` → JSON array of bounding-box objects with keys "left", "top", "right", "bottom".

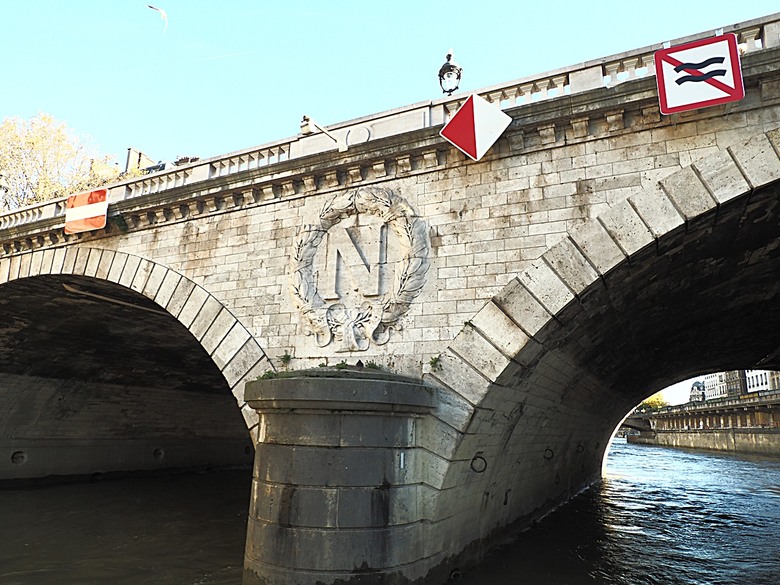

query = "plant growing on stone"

[{"left": 429, "top": 355, "right": 442, "bottom": 371}]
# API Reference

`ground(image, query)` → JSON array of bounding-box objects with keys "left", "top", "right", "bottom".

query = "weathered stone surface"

[
  {"left": 493, "top": 277, "right": 553, "bottom": 336},
  {"left": 693, "top": 150, "right": 751, "bottom": 204},
  {"left": 469, "top": 300, "right": 530, "bottom": 358},
  {"left": 629, "top": 184, "right": 684, "bottom": 237},
  {"left": 660, "top": 166, "right": 716, "bottom": 220},
  {"left": 729, "top": 132, "right": 780, "bottom": 188},
  {"left": 518, "top": 258, "right": 576, "bottom": 315},
  {"left": 449, "top": 325, "right": 511, "bottom": 382},
  {"left": 569, "top": 219, "right": 625, "bottom": 276},
  {"left": 598, "top": 199, "right": 654, "bottom": 256},
  {"left": 543, "top": 237, "right": 599, "bottom": 295}
]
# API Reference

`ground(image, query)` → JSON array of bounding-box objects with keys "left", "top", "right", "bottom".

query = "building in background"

[
  {"left": 702, "top": 370, "right": 777, "bottom": 401},
  {"left": 689, "top": 381, "right": 706, "bottom": 402}
]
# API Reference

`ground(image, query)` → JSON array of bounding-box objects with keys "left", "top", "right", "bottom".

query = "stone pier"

[{"left": 243, "top": 370, "right": 440, "bottom": 585}]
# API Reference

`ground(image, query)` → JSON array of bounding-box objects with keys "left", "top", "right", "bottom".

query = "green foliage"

[
  {"left": 365, "top": 360, "right": 382, "bottom": 370},
  {"left": 429, "top": 355, "right": 442, "bottom": 371},
  {"left": 258, "top": 370, "right": 278, "bottom": 380},
  {"left": 280, "top": 352, "right": 292, "bottom": 367},
  {"left": 334, "top": 360, "right": 349, "bottom": 370}
]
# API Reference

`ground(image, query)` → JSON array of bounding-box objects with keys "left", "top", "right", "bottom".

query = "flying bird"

[{"left": 147, "top": 5, "right": 168, "bottom": 32}]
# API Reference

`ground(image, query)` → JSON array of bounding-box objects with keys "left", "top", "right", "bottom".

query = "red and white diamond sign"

[
  {"left": 654, "top": 33, "right": 744, "bottom": 115},
  {"left": 440, "top": 94, "right": 512, "bottom": 161},
  {"left": 64, "top": 188, "right": 109, "bottom": 234}
]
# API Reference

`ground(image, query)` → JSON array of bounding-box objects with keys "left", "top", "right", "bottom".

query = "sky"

[
  {"left": 661, "top": 377, "right": 703, "bottom": 405},
  {"left": 2, "top": 1, "right": 774, "bottom": 404},
  {"left": 3, "top": 0, "right": 779, "bottom": 167}
]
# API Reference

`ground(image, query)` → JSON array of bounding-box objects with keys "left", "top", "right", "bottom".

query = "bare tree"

[{"left": 0, "top": 113, "right": 120, "bottom": 212}]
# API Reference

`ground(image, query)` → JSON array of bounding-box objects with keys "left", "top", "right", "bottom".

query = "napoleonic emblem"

[{"left": 290, "top": 186, "right": 430, "bottom": 352}]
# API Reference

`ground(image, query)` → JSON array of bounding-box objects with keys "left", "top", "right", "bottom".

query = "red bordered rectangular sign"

[
  {"left": 654, "top": 33, "right": 744, "bottom": 115},
  {"left": 64, "top": 188, "right": 108, "bottom": 235}
]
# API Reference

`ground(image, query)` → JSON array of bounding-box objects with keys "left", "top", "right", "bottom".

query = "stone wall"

[
  {"left": 629, "top": 429, "right": 780, "bottom": 456},
  {"left": 0, "top": 372, "right": 253, "bottom": 481}
]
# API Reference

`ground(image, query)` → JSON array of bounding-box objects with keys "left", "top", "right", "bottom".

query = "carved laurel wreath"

[{"left": 290, "top": 186, "right": 430, "bottom": 351}]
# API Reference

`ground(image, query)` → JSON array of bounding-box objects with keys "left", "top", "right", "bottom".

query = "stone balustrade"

[{"left": 2, "top": 12, "right": 779, "bottom": 238}]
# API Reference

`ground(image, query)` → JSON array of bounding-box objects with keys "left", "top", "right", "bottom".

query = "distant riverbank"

[{"left": 628, "top": 427, "right": 780, "bottom": 457}]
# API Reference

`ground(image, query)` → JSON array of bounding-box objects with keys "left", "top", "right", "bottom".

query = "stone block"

[
  {"left": 731, "top": 132, "right": 780, "bottom": 188},
  {"left": 221, "top": 339, "right": 266, "bottom": 388},
  {"left": 418, "top": 416, "right": 461, "bottom": 460},
  {"left": 212, "top": 323, "right": 251, "bottom": 369},
  {"left": 72, "top": 247, "right": 90, "bottom": 275},
  {"left": 428, "top": 350, "right": 491, "bottom": 406},
  {"left": 339, "top": 415, "right": 416, "bottom": 448},
  {"left": 629, "top": 184, "right": 684, "bottom": 238},
  {"left": 50, "top": 248, "right": 67, "bottom": 274},
  {"left": 241, "top": 403, "right": 260, "bottom": 428},
  {"left": 83, "top": 248, "right": 101, "bottom": 277},
  {"left": 27, "top": 251, "right": 43, "bottom": 277},
  {"left": 106, "top": 252, "right": 127, "bottom": 283},
  {"left": 692, "top": 150, "right": 750, "bottom": 204},
  {"left": 251, "top": 481, "right": 338, "bottom": 528},
  {"left": 469, "top": 300, "right": 530, "bottom": 359},
  {"left": 569, "top": 65, "right": 605, "bottom": 92},
  {"left": 449, "top": 325, "right": 511, "bottom": 382},
  {"left": 421, "top": 383, "right": 474, "bottom": 433},
  {"left": 142, "top": 263, "right": 168, "bottom": 299},
  {"left": 261, "top": 412, "right": 341, "bottom": 447},
  {"left": 569, "top": 217, "right": 626, "bottom": 276},
  {"left": 542, "top": 237, "right": 599, "bottom": 296},
  {"left": 190, "top": 297, "right": 235, "bottom": 346},
  {"left": 176, "top": 285, "right": 209, "bottom": 328},
  {"left": 492, "top": 277, "right": 552, "bottom": 336},
  {"left": 154, "top": 269, "right": 181, "bottom": 308},
  {"left": 598, "top": 199, "right": 654, "bottom": 256},
  {"left": 130, "top": 259, "right": 153, "bottom": 293},
  {"left": 118, "top": 254, "right": 141, "bottom": 288},
  {"left": 40, "top": 249, "right": 57, "bottom": 275},
  {"left": 96, "top": 250, "right": 114, "bottom": 279},
  {"left": 230, "top": 358, "right": 272, "bottom": 406},
  {"left": 245, "top": 517, "right": 425, "bottom": 572},
  {"left": 518, "top": 258, "right": 575, "bottom": 315},
  {"left": 660, "top": 166, "right": 716, "bottom": 220},
  {"left": 165, "top": 277, "right": 196, "bottom": 318},
  {"left": 336, "top": 485, "right": 420, "bottom": 528}
]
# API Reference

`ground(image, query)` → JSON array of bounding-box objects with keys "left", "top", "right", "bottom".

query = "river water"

[{"left": 1, "top": 440, "right": 779, "bottom": 585}]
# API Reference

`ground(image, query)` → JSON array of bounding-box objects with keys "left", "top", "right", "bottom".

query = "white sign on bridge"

[{"left": 654, "top": 33, "right": 744, "bottom": 115}]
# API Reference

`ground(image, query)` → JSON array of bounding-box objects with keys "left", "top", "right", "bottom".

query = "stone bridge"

[{"left": 2, "top": 12, "right": 780, "bottom": 585}]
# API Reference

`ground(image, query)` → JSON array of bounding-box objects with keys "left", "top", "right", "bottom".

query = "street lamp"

[{"left": 438, "top": 50, "right": 462, "bottom": 96}]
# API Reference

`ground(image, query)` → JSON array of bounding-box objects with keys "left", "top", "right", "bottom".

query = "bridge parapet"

[{"left": 2, "top": 13, "right": 779, "bottom": 249}]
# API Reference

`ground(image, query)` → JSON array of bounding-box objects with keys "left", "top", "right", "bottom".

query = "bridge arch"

[
  {"left": 0, "top": 248, "right": 269, "bottom": 480},
  {"left": 0, "top": 248, "right": 269, "bottom": 428},
  {"left": 421, "top": 129, "right": 780, "bottom": 563}
]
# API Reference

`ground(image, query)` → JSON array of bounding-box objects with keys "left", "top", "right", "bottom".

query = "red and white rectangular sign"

[
  {"left": 654, "top": 33, "right": 744, "bottom": 115},
  {"left": 64, "top": 188, "right": 109, "bottom": 234}
]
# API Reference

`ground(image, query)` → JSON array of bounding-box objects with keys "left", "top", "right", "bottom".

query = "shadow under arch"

[
  {"left": 0, "top": 248, "right": 269, "bottom": 481},
  {"left": 421, "top": 129, "right": 780, "bottom": 563}
]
